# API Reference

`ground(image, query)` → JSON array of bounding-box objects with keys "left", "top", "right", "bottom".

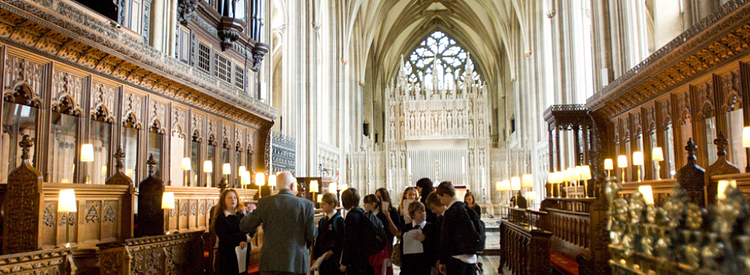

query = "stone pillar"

[{"left": 150, "top": 0, "right": 164, "bottom": 52}]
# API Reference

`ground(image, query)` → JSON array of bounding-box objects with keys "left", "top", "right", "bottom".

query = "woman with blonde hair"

[{"left": 211, "top": 189, "right": 251, "bottom": 275}]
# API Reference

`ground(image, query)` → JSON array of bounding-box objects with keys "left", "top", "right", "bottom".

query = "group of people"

[{"left": 209, "top": 171, "right": 483, "bottom": 275}]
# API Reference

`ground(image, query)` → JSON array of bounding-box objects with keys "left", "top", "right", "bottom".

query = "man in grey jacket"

[{"left": 240, "top": 171, "right": 317, "bottom": 275}]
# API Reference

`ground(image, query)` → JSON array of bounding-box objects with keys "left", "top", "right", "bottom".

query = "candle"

[
  {"left": 462, "top": 157, "right": 466, "bottom": 173},
  {"left": 407, "top": 157, "right": 412, "bottom": 174}
]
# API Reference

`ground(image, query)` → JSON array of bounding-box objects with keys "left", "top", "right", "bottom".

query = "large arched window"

[{"left": 404, "top": 31, "right": 480, "bottom": 91}]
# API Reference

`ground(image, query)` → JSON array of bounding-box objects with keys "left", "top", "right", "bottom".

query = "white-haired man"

[{"left": 240, "top": 171, "right": 317, "bottom": 275}]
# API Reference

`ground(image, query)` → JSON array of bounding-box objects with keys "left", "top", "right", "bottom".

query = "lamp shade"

[
  {"left": 241, "top": 171, "right": 250, "bottom": 185},
  {"left": 617, "top": 155, "right": 628, "bottom": 168},
  {"left": 161, "top": 192, "right": 175, "bottom": 209},
  {"left": 80, "top": 144, "right": 94, "bottom": 162},
  {"left": 638, "top": 185, "right": 654, "bottom": 205},
  {"left": 496, "top": 181, "right": 502, "bottom": 191},
  {"left": 580, "top": 165, "right": 592, "bottom": 180},
  {"left": 571, "top": 167, "right": 581, "bottom": 181},
  {"left": 222, "top": 163, "right": 231, "bottom": 175},
  {"left": 604, "top": 159, "right": 614, "bottom": 170},
  {"left": 57, "top": 189, "right": 77, "bottom": 212},
  {"left": 268, "top": 174, "right": 277, "bottom": 186},
  {"left": 340, "top": 183, "right": 349, "bottom": 190},
  {"left": 501, "top": 180, "right": 511, "bottom": 191},
  {"left": 717, "top": 180, "right": 738, "bottom": 200},
  {"left": 652, "top": 147, "right": 664, "bottom": 162},
  {"left": 255, "top": 172, "right": 265, "bottom": 186},
  {"left": 744, "top": 127, "right": 750, "bottom": 147},
  {"left": 310, "top": 180, "right": 319, "bottom": 193},
  {"left": 527, "top": 191, "right": 537, "bottom": 201},
  {"left": 328, "top": 182, "right": 337, "bottom": 193},
  {"left": 511, "top": 177, "right": 521, "bottom": 191},
  {"left": 181, "top": 157, "right": 191, "bottom": 171},
  {"left": 238, "top": 166, "right": 246, "bottom": 175},
  {"left": 633, "top": 151, "right": 644, "bottom": 166},
  {"left": 203, "top": 160, "right": 213, "bottom": 173},
  {"left": 562, "top": 169, "right": 572, "bottom": 182},
  {"left": 522, "top": 174, "right": 533, "bottom": 189}
]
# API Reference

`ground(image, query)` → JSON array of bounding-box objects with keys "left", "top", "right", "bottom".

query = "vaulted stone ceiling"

[{"left": 351, "top": 0, "right": 531, "bottom": 90}]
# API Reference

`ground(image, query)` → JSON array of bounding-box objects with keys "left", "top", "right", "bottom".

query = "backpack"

[
  {"left": 356, "top": 208, "right": 387, "bottom": 256},
  {"left": 462, "top": 203, "right": 486, "bottom": 254}
]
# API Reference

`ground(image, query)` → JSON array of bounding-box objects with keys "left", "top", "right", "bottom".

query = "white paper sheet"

[
  {"left": 402, "top": 199, "right": 414, "bottom": 223},
  {"left": 310, "top": 254, "right": 326, "bottom": 272},
  {"left": 402, "top": 228, "right": 424, "bottom": 254},
  {"left": 235, "top": 246, "right": 247, "bottom": 273}
]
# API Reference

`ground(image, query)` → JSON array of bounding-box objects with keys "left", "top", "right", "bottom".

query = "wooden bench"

[
  {"left": 539, "top": 196, "right": 609, "bottom": 275},
  {"left": 499, "top": 206, "right": 551, "bottom": 275}
]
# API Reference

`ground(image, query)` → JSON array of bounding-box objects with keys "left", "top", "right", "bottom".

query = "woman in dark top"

[
  {"left": 211, "top": 189, "right": 251, "bottom": 275},
  {"left": 375, "top": 188, "right": 401, "bottom": 250},
  {"left": 416, "top": 178, "right": 438, "bottom": 223},
  {"left": 464, "top": 191, "right": 482, "bottom": 216}
]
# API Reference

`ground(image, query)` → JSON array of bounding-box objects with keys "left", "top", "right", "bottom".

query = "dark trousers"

[{"left": 445, "top": 257, "right": 476, "bottom": 275}]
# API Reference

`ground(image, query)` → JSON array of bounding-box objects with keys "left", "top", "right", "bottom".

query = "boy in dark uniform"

[{"left": 312, "top": 193, "right": 345, "bottom": 275}]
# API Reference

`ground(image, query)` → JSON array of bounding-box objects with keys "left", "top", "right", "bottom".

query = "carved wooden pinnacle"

[
  {"left": 19, "top": 134, "right": 34, "bottom": 160},
  {"left": 147, "top": 154, "right": 157, "bottom": 176},
  {"left": 685, "top": 138, "right": 697, "bottom": 160},
  {"left": 114, "top": 146, "right": 125, "bottom": 171},
  {"left": 714, "top": 132, "right": 728, "bottom": 156}
]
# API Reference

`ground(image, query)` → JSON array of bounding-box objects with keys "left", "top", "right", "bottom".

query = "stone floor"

[{"left": 391, "top": 255, "right": 504, "bottom": 275}]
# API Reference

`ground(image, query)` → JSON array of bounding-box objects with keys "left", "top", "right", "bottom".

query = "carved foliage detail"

[
  {"left": 104, "top": 201, "right": 116, "bottom": 223},
  {"left": 85, "top": 201, "right": 101, "bottom": 224}
]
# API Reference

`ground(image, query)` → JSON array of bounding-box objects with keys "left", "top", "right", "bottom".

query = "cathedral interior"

[{"left": 0, "top": 0, "right": 749, "bottom": 274}]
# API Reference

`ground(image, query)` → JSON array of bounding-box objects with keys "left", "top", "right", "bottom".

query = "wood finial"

[{"left": 19, "top": 134, "right": 34, "bottom": 160}]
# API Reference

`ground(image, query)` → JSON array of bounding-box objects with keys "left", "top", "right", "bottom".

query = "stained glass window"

[{"left": 404, "top": 31, "right": 480, "bottom": 91}]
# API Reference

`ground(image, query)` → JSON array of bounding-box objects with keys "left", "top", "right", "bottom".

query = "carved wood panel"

[
  {"left": 122, "top": 90, "right": 144, "bottom": 128},
  {"left": 51, "top": 69, "right": 84, "bottom": 115},
  {"left": 91, "top": 80, "right": 118, "bottom": 122},
  {"left": 4, "top": 54, "right": 45, "bottom": 101},
  {"left": 695, "top": 81, "right": 714, "bottom": 120},
  {"left": 722, "top": 69, "right": 742, "bottom": 112},
  {"left": 148, "top": 98, "right": 168, "bottom": 133},
  {"left": 191, "top": 111, "right": 204, "bottom": 142},
  {"left": 172, "top": 105, "right": 187, "bottom": 139},
  {"left": 3, "top": 152, "right": 43, "bottom": 254}
]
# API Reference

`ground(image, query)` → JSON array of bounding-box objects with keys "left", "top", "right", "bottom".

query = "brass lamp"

[
  {"left": 203, "top": 160, "right": 213, "bottom": 187},
  {"left": 617, "top": 155, "right": 628, "bottom": 183},
  {"left": 58, "top": 189, "right": 77, "bottom": 247},
  {"left": 81, "top": 144, "right": 94, "bottom": 184},
  {"left": 571, "top": 167, "right": 582, "bottom": 198},
  {"left": 162, "top": 192, "right": 175, "bottom": 234},
  {"left": 255, "top": 172, "right": 265, "bottom": 198},
  {"left": 181, "top": 157, "right": 191, "bottom": 186},
  {"left": 501, "top": 180, "right": 511, "bottom": 205},
  {"left": 633, "top": 151, "right": 644, "bottom": 182},
  {"left": 241, "top": 171, "right": 251, "bottom": 201},
  {"left": 511, "top": 177, "right": 521, "bottom": 208},
  {"left": 652, "top": 147, "right": 664, "bottom": 180},
  {"left": 310, "top": 180, "right": 319, "bottom": 204},
  {"left": 604, "top": 159, "right": 614, "bottom": 177},
  {"left": 580, "top": 165, "right": 592, "bottom": 198}
]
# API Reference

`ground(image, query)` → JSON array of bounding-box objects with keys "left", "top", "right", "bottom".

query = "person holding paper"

[
  {"left": 312, "top": 193, "right": 345, "bottom": 275},
  {"left": 401, "top": 201, "right": 436, "bottom": 275},
  {"left": 211, "top": 189, "right": 251, "bottom": 275},
  {"left": 400, "top": 187, "right": 418, "bottom": 226}
]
